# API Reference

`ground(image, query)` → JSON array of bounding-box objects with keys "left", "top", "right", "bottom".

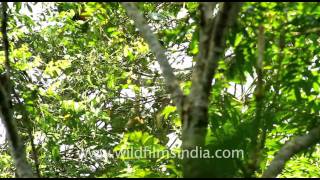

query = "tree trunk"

[
  {"left": 180, "top": 3, "right": 242, "bottom": 177},
  {"left": 181, "top": 97, "right": 209, "bottom": 177},
  {"left": 1, "top": 2, "right": 34, "bottom": 177},
  {"left": 122, "top": 2, "right": 242, "bottom": 177}
]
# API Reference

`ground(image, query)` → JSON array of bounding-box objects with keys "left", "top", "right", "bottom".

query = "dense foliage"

[{"left": 0, "top": 2, "right": 319, "bottom": 178}]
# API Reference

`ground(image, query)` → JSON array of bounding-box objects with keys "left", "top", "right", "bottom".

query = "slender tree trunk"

[{"left": 0, "top": 2, "right": 34, "bottom": 178}]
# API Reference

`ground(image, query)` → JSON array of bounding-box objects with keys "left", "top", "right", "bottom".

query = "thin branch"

[
  {"left": 121, "top": 2, "right": 184, "bottom": 110},
  {"left": 262, "top": 125, "right": 320, "bottom": 178}
]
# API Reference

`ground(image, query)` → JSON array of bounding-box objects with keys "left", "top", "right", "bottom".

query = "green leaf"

[
  {"left": 161, "top": 106, "right": 177, "bottom": 119},
  {"left": 15, "top": 2, "right": 22, "bottom": 13},
  {"left": 234, "top": 33, "right": 243, "bottom": 47},
  {"left": 52, "top": 146, "right": 60, "bottom": 161}
]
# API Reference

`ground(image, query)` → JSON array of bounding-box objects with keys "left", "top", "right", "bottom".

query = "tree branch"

[
  {"left": 121, "top": 2, "right": 184, "bottom": 110},
  {"left": 262, "top": 125, "right": 320, "bottom": 178}
]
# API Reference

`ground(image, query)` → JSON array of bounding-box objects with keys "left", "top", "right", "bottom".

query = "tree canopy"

[{"left": 0, "top": 2, "right": 319, "bottom": 178}]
